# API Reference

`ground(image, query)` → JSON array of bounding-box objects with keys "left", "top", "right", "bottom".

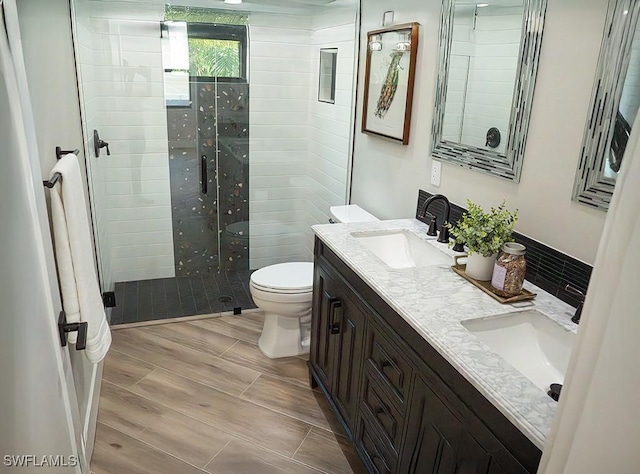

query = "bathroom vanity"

[{"left": 309, "top": 219, "right": 577, "bottom": 474}]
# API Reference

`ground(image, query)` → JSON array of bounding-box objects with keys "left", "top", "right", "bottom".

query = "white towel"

[{"left": 49, "top": 154, "right": 111, "bottom": 363}]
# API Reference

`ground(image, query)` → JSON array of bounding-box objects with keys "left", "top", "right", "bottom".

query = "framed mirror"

[
  {"left": 362, "top": 23, "right": 420, "bottom": 145},
  {"left": 431, "top": 0, "right": 548, "bottom": 182},
  {"left": 318, "top": 48, "right": 338, "bottom": 104},
  {"left": 573, "top": 0, "right": 640, "bottom": 211}
]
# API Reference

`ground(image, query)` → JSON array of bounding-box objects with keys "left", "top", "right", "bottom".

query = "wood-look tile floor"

[{"left": 92, "top": 310, "right": 365, "bottom": 474}]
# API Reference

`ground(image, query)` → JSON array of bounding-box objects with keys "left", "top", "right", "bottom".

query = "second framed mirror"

[{"left": 573, "top": 0, "right": 640, "bottom": 211}]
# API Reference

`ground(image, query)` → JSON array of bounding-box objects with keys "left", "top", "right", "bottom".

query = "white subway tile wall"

[
  {"left": 304, "top": 8, "right": 357, "bottom": 256},
  {"left": 74, "top": 0, "right": 113, "bottom": 290},
  {"left": 249, "top": 9, "right": 357, "bottom": 268},
  {"left": 75, "top": 0, "right": 175, "bottom": 285},
  {"left": 248, "top": 13, "right": 312, "bottom": 269}
]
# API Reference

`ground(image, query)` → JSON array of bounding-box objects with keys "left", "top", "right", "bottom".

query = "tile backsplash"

[{"left": 417, "top": 190, "right": 592, "bottom": 308}]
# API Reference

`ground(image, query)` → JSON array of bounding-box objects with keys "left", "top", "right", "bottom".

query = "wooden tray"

[{"left": 451, "top": 255, "right": 536, "bottom": 304}]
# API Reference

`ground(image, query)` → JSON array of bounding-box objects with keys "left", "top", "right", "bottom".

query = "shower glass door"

[
  {"left": 71, "top": 1, "right": 253, "bottom": 324},
  {"left": 164, "top": 16, "right": 252, "bottom": 316}
]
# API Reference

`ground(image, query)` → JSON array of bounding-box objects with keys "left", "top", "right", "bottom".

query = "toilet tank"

[{"left": 329, "top": 205, "right": 379, "bottom": 223}]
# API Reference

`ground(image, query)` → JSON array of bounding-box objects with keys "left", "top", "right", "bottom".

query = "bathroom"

[{"left": 1, "top": 0, "right": 639, "bottom": 472}]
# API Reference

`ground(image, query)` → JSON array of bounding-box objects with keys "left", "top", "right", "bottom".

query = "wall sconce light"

[
  {"left": 394, "top": 31, "right": 411, "bottom": 52},
  {"left": 369, "top": 34, "right": 382, "bottom": 51}
]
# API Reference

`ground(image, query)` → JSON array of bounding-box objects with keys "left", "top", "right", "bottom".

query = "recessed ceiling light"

[
  {"left": 623, "top": 9, "right": 629, "bottom": 15},
  {"left": 224, "top": 0, "right": 242, "bottom": 4},
  {"left": 477, "top": 3, "right": 490, "bottom": 7}
]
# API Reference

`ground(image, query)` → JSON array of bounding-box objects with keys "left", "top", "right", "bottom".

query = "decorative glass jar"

[{"left": 491, "top": 242, "right": 526, "bottom": 297}]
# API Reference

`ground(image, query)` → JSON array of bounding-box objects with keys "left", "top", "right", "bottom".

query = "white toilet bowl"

[{"left": 249, "top": 262, "right": 314, "bottom": 359}]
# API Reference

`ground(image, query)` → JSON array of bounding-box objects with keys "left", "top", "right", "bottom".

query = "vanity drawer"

[
  {"left": 361, "top": 372, "right": 404, "bottom": 454},
  {"left": 364, "top": 322, "right": 412, "bottom": 409},
  {"left": 357, "top": 411, "right": 397, "bottom": 474}
]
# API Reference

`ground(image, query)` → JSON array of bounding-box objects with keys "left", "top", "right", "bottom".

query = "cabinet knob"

[{"left": 330, "top": 324, "right": 340, "bottom": 335}]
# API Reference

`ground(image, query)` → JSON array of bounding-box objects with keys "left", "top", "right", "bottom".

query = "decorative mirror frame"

[
  {"left": 431, "top": 0, "right": 548, "bottom": 182},
  {"left": 573, "top": 0, "right": 640, "bottom": 211}
]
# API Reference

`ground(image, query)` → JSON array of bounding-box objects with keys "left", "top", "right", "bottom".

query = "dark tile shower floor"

[{"left": 109, "top": 270, "right": 256, "bottom": 326}]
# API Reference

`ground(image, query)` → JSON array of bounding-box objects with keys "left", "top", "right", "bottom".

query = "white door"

[{"left": 0, "top": 5, "right": 85, "bottom": 473}]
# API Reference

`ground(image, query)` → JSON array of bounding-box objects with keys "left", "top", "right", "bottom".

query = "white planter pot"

[{"left": 465, "top": 252, "right": 497, "bottom": 281}]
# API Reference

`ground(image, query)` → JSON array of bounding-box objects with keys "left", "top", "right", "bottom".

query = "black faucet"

[
  {"left": 418, "top": 194, "right": 450, "bottom": 243},
  {"left": 565, "top": 285, "right": 586, "bottom": 324}
]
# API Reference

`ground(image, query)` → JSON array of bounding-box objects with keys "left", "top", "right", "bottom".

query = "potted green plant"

[{"left": 447, "top": 200, "right": 518, "bottom": 281}]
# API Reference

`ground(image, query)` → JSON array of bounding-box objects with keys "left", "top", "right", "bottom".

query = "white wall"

[
  {"left": 350, "top": 0, "right": 608, "bottom": 265},
  {"left": 249, "top": 13, "right": 313, "bottom": 268},
  {"left": 75, "top": 0, "right": 175, "bottom": 283},
  {"left": 0, "top": 43, "right": 81, "bottom": 470},
  {"left": 16, "top": 0, "right": 102, "bottom": 462}
]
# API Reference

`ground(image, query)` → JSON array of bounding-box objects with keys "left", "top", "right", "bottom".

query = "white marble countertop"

[{"left": 312, "top": 218, "right": 579, "bottom": 450}]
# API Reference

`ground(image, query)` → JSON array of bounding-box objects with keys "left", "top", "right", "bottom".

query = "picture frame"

[{"left": 362, "top": 22, "right": 420, "bottom": 145}]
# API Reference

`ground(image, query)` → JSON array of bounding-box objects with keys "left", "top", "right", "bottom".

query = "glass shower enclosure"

[
  {"left": 72, "top": 3, "right": 253, "bottom": 324},
  {"left": 70, "top": 0, "right": 359, "bottom": 325}
]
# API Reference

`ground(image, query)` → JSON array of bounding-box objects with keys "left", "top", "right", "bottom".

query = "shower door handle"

[{"left": 201, "top": 155, "right": 208, "bottom": 194}]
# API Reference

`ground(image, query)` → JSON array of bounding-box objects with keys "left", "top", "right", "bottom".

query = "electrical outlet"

[{"left": 431, "top": 161, "right": 442, "bottom": 187}]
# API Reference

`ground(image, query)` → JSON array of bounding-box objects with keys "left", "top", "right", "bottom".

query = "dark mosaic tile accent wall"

[
  {"left": 417, "top": 190, "right": 593, "bottom": 308},
  {"left": 166, "top": 81, "right": 249, "bottom": 276}
]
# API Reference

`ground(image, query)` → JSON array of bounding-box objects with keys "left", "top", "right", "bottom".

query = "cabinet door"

[
  {"left": 332, "top": 290, "right": 366, "bottom": 432},
  {"left": 310, "top": 265, "right": 341, "bottom": 391},
  {"left": 401, "top": 376, "right": 505, "bottom": 474},
  {"left": 401, "top": 375, "right": 464, "bottom": 474}
]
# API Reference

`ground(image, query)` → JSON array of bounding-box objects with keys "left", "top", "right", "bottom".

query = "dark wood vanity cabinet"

[
  {"left": 311, "top": 263, "right": 366, "bottom": 436},
  {"left": 401, "top": 375, "right": 508, "bottom": 474},
  {"left": 309, "top": 238, "right": 542, "bottom": 474}
]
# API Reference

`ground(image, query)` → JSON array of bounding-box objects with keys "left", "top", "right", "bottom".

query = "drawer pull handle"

[
  {"left": 380, "top": 360, "right": 391, "bottom": 368},
  {"left": 375, "top": 407, "right": 385, "bottom": 415},
  {"left": 328, "top": 297, "right": 342, "bottom": 335}
]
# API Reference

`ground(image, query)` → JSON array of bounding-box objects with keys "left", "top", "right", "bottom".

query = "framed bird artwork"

[{"left": 362, "top": 22, "right": 419, "bottom": 145}]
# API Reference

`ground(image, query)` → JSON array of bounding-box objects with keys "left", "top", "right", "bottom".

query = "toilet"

[
  {"left": 250, "top": 205, "right": 379, "bottom": 359},
  {"left": 250, "top": 262, "right": 314, "bottom": 358}
]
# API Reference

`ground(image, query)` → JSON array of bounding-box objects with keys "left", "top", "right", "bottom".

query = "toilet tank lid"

[
  {"left": 330, "top": 205, "right": 379, "bottom": 223},
  {"left": 251, "top": 262, "right": 314, "bottom": 291}
]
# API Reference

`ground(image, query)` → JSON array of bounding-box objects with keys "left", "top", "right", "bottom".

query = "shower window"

[
  {"left": 162, "top": 22, "right": 247, "bottom": 106},
  {"left": 187, "top": 24, "right": 247, "bottom": 82}
]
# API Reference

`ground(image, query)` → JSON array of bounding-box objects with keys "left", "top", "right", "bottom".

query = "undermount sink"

[
  {"left": 350, "top": 230, "right": 452, "bottom": 269},
  {"left": 461, "top": 310, "right": 575, "bottom": 392}
]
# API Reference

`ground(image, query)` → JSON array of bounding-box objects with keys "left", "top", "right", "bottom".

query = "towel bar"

[
  {"left": 43, "top": 173, "right": 62, "bottom": 189},
  {"left": 55, "top": 146, "right": 79, "bottom": 160},
  {"left": 43, "top": 146, "right": 79, "bottom": 188}
]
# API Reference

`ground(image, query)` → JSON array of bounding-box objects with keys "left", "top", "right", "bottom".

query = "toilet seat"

[{"left": 250, "top": 262, "right": 313, "bottom": 293}]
